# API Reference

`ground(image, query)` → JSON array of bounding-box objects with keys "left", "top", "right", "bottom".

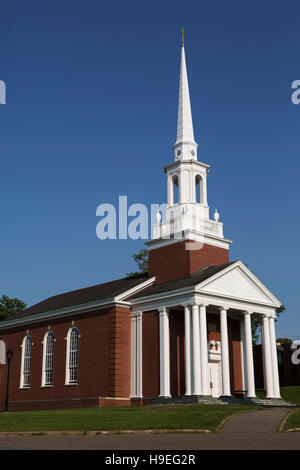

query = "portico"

[{"left": 130, "top": 261, "right": 282, "bottom": 402}]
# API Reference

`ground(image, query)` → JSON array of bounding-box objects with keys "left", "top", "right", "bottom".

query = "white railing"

[{"left": 152, "top": 215, "right": 224, "bottom": 240}]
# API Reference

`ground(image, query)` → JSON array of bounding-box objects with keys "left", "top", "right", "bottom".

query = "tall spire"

[{"left": 174, "top": 29, "right": 198, "bottom": 161}]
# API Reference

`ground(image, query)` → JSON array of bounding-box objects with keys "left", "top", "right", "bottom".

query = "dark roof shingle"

[
  {"left": 2, "top": 261, "right": 237, "bottom": 325},
  {"left": 4, "top": 273, "right": 150, "bottom": 322},
  {"left": 129, "top": 262, "right": 236, "bottom": 299}
]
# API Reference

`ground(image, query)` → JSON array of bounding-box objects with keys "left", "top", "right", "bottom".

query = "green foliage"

[
  {"left": 276, "top": 337, "right": 293, "bottom": 346},
  {"left": 252, "top": 305, "right": 286, "bottom": 344},
  {"left": 0, "top": 295, "right": 27, "bottom": 322},
  {"left": 275, "top": 304, "right": 286, "bottom": 316},
  {"left": 251, "top": 317, "right": 261, "bottom": 345},
  {"left": 127, "top": 248, "right": 149, "bottom": 276}
]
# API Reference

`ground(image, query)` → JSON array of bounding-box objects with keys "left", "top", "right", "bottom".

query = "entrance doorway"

[{"left": 208, "top": 360, "right": 222, "bottom": 398}]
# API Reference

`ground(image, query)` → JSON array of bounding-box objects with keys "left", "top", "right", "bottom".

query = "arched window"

[
  {"left": 21, "top": 335, "right": 32, "bottom": 388},
  {"left": 172, "top": 175, "right": 179, "bottom": 204},
  {"left": 66, "top": 327, "right": 79, "bottom": 385},
  {"left": 195, "top": 175, "right": 203, "bottom": 204},
  {"left": 42, "top": 331, "right": 54, "bottom": 386}
]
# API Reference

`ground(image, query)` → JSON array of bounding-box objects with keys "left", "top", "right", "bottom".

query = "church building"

[{"left": 0, "top": 38, "right": 283, "bottom": 411}]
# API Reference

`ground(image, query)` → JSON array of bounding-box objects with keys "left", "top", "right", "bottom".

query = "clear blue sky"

[{"left": 0, "top": 0, "right": 299, "bottom": 339}]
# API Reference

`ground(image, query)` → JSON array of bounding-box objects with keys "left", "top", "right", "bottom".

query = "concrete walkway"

[{"left": 221, "top": 407, "right": 289, "bottom": 434}]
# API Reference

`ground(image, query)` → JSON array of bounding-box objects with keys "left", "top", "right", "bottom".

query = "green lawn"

[
  {"left": 271, "top": 386, "right": 300, "bottom": 433},
  {"left": 0, "top": 404, "right": 257, "bottom": 433},
  {"left": 284, "top": 409, "right": 300, "bottom": 432},
  {"left": 280, "top": 386, "right": 300, "bottom": 406},
  {"left": 2, "top": 387, "right": 299, "bottom": 434}
]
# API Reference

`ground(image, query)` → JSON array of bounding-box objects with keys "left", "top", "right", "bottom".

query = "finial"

[
  {"left": 156, "top": 210, "right": 161, "bottom": 224},
  {"left": 214, "top": 209, "right": 220, "bottom": 222},
  {"left": 179, "top": 27, "right": 186, "bottom": 47}
]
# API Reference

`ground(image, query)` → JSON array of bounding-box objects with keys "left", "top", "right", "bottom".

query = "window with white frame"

[
  {"left": 21, "top": 335, "right": 32, "bottom": 388},
  {"left": 66, "top": 327, "right": 79, "bottom": 384},
  {"left": 42, "top": 331, "right": 54, "bottom": 386}
]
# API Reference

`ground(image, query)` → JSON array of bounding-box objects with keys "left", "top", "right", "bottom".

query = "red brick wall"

[
  {"left": 108, "top": 306, "right": 131, "bottom": 398},
  {"left": 228, "top": 318, "right": 244, "bottom": 393},
  {"left": 254, "top": 343, "right": 300, "bottom": 389},
  {"left": 253, "top": 344, "right": 264, "bottom": 389},
  {"left": 149, "top": 240, "right": 229, "bottom": 283},
  {"left": 0, "top": 304, "right": 244, "bottom": 411},
  {"left": 189, "top": 243, "right": 229, "bottom": 275},
  {"left": 207, "top": 313, "right": 221, "bottom": 343},
  {"left": 0, "top": 305, "right": 131, "bottom": 412}
]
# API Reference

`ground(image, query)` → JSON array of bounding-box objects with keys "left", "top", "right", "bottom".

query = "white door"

[{"left": 208, "top": 360, "right": 222, "bottom": 398}]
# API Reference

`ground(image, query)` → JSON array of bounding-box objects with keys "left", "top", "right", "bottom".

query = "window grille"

[
  {"left": 67, "top": 327, "right": 79, "bottom": 384},
  {"left": 43, "top": 332, "right": 54, "bottom": 385},
  {"left": 22, "top": 336, "right": 32, "bottom": 387}
]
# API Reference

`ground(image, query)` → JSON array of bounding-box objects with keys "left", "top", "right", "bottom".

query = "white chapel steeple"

[
  {"left": 148, "top": 31, "right": 232, "bottom": 252},
  {"left": 174, "top": 28, "right": 198, "bottom": 161}
]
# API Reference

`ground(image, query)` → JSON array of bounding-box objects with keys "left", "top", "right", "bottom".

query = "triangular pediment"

[{"left": 196, "top": 262, "right": 281, "bottom": 306}]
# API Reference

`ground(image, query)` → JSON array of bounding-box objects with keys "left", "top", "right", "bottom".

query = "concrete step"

[
  {"left": 220, "top": 397, "right": 295, "bottom": 407},
  {"left": 151, "top": 395, "right": 295, "bottom": 407},
  {"left": 152, "top": 395, "right": 223, "bottom": 406}
]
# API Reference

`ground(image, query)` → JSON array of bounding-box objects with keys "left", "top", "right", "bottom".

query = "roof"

[
  {"left": 1, "top": 261, "right": 238, "bottom": 326},
  {"left": 129, "top": 262, "right": 236, "bottom": 300},
  {"left": 4, "top": 273, "right": 150, "bottom": 323}
]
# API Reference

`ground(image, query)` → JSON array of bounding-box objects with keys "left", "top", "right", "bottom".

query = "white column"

[
  {"left": 136, "top": 313, "right": 143, "bottom": 397},
  {"left": 184, "top": 305, "right": 192, "bottom": 396},
  {"left": 167, "top": 175, "right": 173, "bottom": 206},
  {"left": 158, "top": 307, "right": 171, "bottom": 398},
  {"left": 243, "top": 311, "right": 256, "bottom": 398},
  {"left": 261, "top": 320, "right": 267, "bottom": 394},
  {"left": 220, "top": 307, "right": 231, "bottom": 396},
  {"left": 130, "top": 313, "right": 143, "bottom": 398},
  {"left": 192, "top": 304, "right": 201, "bottom": 395},
  {"left": 262, "top": 315, "right": 274, "bottom": 398},
  {"left": 130, "top": 315, "right": 137, "bottom": 398},
  {"left": 240, "top": 318, "right": 247, "bottom": 392},
  {"left": 179, "top": 170, "right": 188, "bottom": 204},
  {"left": 199, "top": 304, "right": 209, "bottom": 395},
  {"left": 190, "top": 171, "right": 196, "bottom": 203},
  {"left": 269, "top": 315, "right": 281, "bottom": 398},
  {"left": 202, "top": 173, "right": 208, "bottom": 206}
]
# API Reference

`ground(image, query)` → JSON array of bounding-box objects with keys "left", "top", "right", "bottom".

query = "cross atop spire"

[{"left": 179, "top": 27, "right": 186, "bottom": 47}]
